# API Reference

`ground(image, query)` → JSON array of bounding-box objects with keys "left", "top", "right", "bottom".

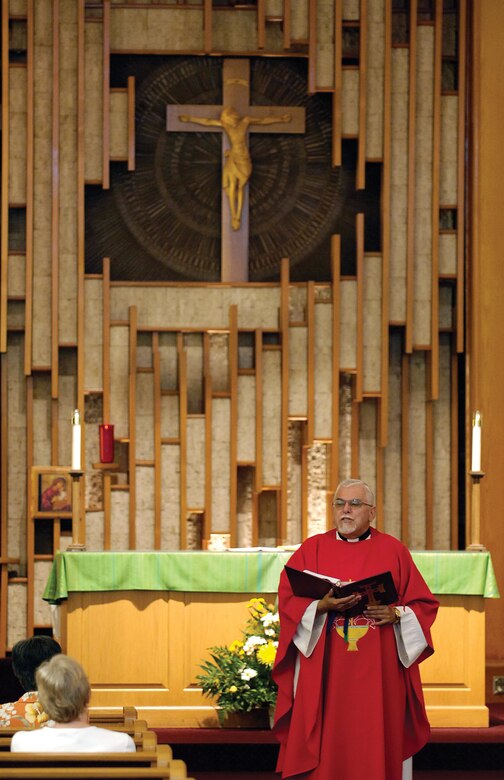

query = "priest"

[{"left": 272, "top": 478, "right": 439, "bottom": 780}]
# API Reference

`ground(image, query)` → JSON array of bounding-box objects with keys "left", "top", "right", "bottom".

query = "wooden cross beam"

[{"left": 167, "top": 59, "right": 305, "bottom": 282}]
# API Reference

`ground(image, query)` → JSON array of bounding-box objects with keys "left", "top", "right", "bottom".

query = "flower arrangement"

[{"left": 196, "top": 597, "right": 280, "bottom": 722}]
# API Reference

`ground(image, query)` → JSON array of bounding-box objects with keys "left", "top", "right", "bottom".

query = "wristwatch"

[{"left": 391, "top": 607, "right": 401, "bottom": 624}]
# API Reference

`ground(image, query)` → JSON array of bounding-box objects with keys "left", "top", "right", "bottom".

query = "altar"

[{"left": 43, "top": 550, "right": 499, "bottom": 728}]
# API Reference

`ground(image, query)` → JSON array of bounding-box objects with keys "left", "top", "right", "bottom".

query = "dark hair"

[{"left": 12, "top": 636, "right": 62, "bottom": 691}]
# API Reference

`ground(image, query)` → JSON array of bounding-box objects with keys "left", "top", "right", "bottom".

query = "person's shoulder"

[{"left": 90, "top": 725, "right": 136, "bottom": 750}]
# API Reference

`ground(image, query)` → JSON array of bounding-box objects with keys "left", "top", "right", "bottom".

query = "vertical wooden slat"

[
  {"left": 153, "top": 333, "right": 161, "bottom": 550},
  {"left": 128, "top": 306, "right": 137, "bottom": 549},
  {"left": 375, "top": 431, "right": 384, "bottom": 531},
  {"left": 301, "top": 436, "right": 308, "bottom": 539},
  {"left": 332, "top": 0, "right": 343, "bottom": 167},
  {"left": 405, "top": 0, "right": 418, "bottom": 354},
  {"left": 356, "top": 0, "right": 368, "bottom": 189},
  {"left": 26, "top": 378, "right": 34, "bottom": 636},
  {"left": 0, "top": 0, "right": 8, "bottom": 353},
  {"left": 280, "top": 259, "right": 290, "bottom": 544},
  {"left": 255, "top": 328, "right": 263, "bottom": 493},
  {"left": 51, "top": 0, "right": 60, "bottom": 400},
  {"left": 330, "top": 237, "right": 341, "bottom": 497},
  {"left": 401, "top": 352, "right": 410, "bottom": 545},
  {"left": 355, "top": 214, "right": 364, "bottom": 402},
  {"left": 450, "top": 347, "right": 459, "bottom": 548},
  {"left": 378, "top": 0, "right": 392, "bottom": 447},
  {"left": 425, "top": 391, "right": 434, "bottom": 549},
  {"left": 257, "top": 0, "right": 266, "bottom": 50},
  {"left": 350, "top": 398, "right": 360, "bottom": 477},
  {"left": 102, "top": 0, "right": 110, "bottom": 189},
  {"left": 102, "top": 258, "right": 111, "bottom": 547},
  {"left": 178, "top": 333, "right": 187, "bottom": 550},
  {"left": 307, "top": 0, "right": 317, "bottom": 94},
  {"left": 430, "top": 0, "right": 443, "bottom": 400},
  {"left": 203, "top": 332, "right": 212, "bottom": 542},
  {"left": 204, "top": 0, "right": 212, "bottom": 54},
  {"left": 306, "top": 281, "right": 315, "bottom": 446},
  {"left": 282, "top": 0, "right": 291, "bottom": 51},
  {"left": 51, "top": 399, "right": 58, "bottom": 464},
  {"left": 0, "top": 354, "right": 8, "bottom": 652},
  {"left": 77, "top": 0, "right": 86, "bottom": 530},
  {"left": 456, "top": 0, "right": 467, "bottom": 354},
  {"left": 24, "top": 0, "right": 35, "bottom": 374},
  {"left": 229, "top": 306, "right": 238, "bottom": 547},
  {"left": 251, "top": 489, "right": 259, "bottom": 547},
  {"left": 127, "top": 76, "right": 135, "bottom": 172}
]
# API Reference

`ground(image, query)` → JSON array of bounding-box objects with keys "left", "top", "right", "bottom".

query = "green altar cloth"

[{"left": 43, "top": 549, "right": 499, "bottom": 604}]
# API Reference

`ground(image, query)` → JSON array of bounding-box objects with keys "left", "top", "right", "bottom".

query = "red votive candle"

[{"left": 99, "top": 424, "right": 115, "bottom": 463}]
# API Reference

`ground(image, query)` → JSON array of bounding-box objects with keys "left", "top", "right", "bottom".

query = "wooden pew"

[
  {"left": 89, "top": 707, "right": 138, "bottom": 728},
  {"left": 0, "top": 752, "right": 192, "bottom": 778},
  {"left": 0, "top": 769, "right": 186, "bottom": 780},
  {"left": 0, "top": 726, "right": 157, "bottom": 754}
]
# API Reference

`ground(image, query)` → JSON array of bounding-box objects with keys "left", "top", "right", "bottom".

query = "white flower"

[
  {"left": 240, "top": 667, "right": 258, "bottom": 681},
  {"left": 264, "top": 628, "right": 276, "bottom": 637},
  {"left": 243, "top": 636, "right": 266, "bottom": 655},
  {"left": 261, "top": 612, "right": 279, "bottom": 626}
]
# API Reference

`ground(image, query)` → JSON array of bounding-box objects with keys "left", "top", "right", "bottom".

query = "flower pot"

[{"left": 219, "top": 708, "right": 271, "bottom": 729}]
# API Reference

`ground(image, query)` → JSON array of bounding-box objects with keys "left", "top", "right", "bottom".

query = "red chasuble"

[{"left": 272, "top": 528, "right": 439, "bottom": 780}]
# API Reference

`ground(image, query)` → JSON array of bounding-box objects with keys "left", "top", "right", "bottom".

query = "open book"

[{"left": 285, "top": 565, "right": 398, "bottom": 617}]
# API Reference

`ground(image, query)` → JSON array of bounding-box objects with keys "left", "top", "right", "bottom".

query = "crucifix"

[{"left": 166, "top": 59, "right": 305, "bottom": 282}]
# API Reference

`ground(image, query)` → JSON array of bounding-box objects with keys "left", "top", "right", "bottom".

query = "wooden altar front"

[{"left": 44, "top": 550, "right": 499, "bottom": 728}]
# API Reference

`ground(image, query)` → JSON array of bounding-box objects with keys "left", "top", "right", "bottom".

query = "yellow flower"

[
  {"left": 256, "top": 642, "right": 277, "bottom": 666},
  {"left": 228, "top": 640, "right": 244, "bottom": 653},
  {"left": 247, "top": 597, "right": 265, "bottom": 613},
  {"left": 228, "top": 685, "right": 238, "bottom": 693}
]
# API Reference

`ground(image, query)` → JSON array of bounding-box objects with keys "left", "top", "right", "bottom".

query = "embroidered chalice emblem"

[{"left": 334, "top": 616, "right": 373, "bottom": 651}]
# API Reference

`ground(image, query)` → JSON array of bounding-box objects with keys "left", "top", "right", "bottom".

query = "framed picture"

[{"left": 32, "top": 468, "right": 73, "bottom": 516}]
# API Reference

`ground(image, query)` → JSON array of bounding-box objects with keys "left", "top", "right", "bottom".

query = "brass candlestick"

[
  {"left": 467, "top": 471, "right": 486, "bottom": 551},
  {"left": 67, "top": 469, "right": 86, "bottom": 551}
]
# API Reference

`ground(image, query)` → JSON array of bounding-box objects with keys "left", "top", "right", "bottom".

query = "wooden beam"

[
  {"left": 356, "top": 0, "right": 368, "bottom": 190},
  {"left": 332, "top": 0, "right": 343, "bottom": 167},
  {"left": 283, "top": 0, "right": 291, "bottom": 51},
  {"left": 102, "top": 0, "right": 110, "bottom": 189},
  {"left": 306, "top": 281, "right": 315, "bottom": 446},
  {"left": 255, "top": 328, "right": 263, "bottom": 492},
  {"left": 330, "top": 237, "right": 341, "bottom": 494},
  {"left": 378, "top": 0, "right": 392, "bottom": 447},
  {"left": 229, "top": 305, "right": 238, "bottom": 547},
  {"left": 204, "top": 0, "right": 212, "bottom": 54},
  {"left": 0, "top": 0, "right": 8, "bottom": 353},
  {"left": 24, "top": 0, "right": 35, "bottom": 375},
  {"left": 178, "top": 333, "right": 187, "bottom": 549},
  {"left": 450, "top": 346, "right": 459, "bottom": 548},
  {"left": 128, "top": 306, "right": 138, "bottom": 549},
  {"left": 429, "top": 0, "right": 443, "bottom": 400},
  {"left": 127, "top": 76, "right": 135, "bottom": 172},
  {"left": 401, "top": 351, "right": 410, "bottom": 545},
  {"left": 257, "top": 0, "right": 266, "bottom": 50},
  {"left": 102, "top": 258, "right": 111, "bottom": 422},
  {"left": 51, "top": 0, "right": 60, "bottom": 400},
  {"left": 405, "top": 0, "right": 418, "bottom": 354},
  {"left": 77, "top": 0, "right": 86, "bottom": 534},
  {"left": 355, "top": 213, "right": 364, "bottom": 402},
  {"left": 203, "top": 332, "right": 212, "bottom": 541},
  {"left": 0, "top": 354, "right": 7, "bottom": 652},
  {"left": 307, "top": 0, "right": 317, "bottom": 94},
  {"left": 26, "top": 378, "right": 34, "bottom": 635},
  {"left": 456, "top": 0, "right": 467, "bottom": 354},
  {"left": 153, "top": 333, "right": 161, "bottom": 550},
  {"left": 280, "top": 258, "right": 290, "bottom": 544},
  {"left": 425, "top": 391, "right": 434, "bottom": 549}
]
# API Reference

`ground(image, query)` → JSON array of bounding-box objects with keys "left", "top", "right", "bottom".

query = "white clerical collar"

[{"left": 336, "top": 529, "right": 371, "bottom": 543}]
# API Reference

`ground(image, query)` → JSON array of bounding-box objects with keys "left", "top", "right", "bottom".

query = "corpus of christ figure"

[{"left": 179, "top": 106, "right": 292, "bottom": 231}]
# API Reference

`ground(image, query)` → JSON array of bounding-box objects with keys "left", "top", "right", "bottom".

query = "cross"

[{"left": 166, "top": 59, "right": 305, "bottom": 282}]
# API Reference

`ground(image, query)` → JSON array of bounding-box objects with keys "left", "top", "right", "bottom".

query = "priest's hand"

[
  {"left": 316, "top": 589, "right": 362, "bottom": 615},
  {"left": 364, "top": 605, "right": 399, "bottom": 625}
]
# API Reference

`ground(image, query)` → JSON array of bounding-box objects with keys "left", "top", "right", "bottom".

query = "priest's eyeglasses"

[{"left": 333, "top": 498, "right": 373, "bottom": 508}]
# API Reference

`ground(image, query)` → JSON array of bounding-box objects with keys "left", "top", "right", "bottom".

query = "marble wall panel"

[
  {"left": 343, "top": 0, "right": 360, "bottom": 21},
  {"left": 291, "top": 0, "right": 308, "bottom": 41},
  {"left": 185, "top": 334, "right": 203, "bottom": 415},
  {"left": 257, "top": 491, "right": 278, "bottom": 546},
  {"left": 287, "top": 421, "right": 303, "bottom": 544},
  {"left": 433, "top": 335, "right": 452, "bottom": 549},
  {"left": 137, "top": 333, "right": 152, "bottom": 369},
  {"left": 338, "top": 373, "right": 353, "bottom": 481},
  {"left": 34, "top": 560, "right": 53, "bottom": 626},
  {"left": 438, "top": 284, "right": 453, "bottom": 330},
  {"left": 160, "top": 445, "right": 181, "bottom": 549},
  {"left": 314, "top": 303, "right": 333, "bottom": 440},
  {"left": 358, "top": 398, "right": 377, "bottom": 499},
  {"left": 136, "top": 373, "right": 154, "bottom": 461},
  {"left": 390, "top": 48, "right": 409, "bottom": 323},
  {"left": 439, "top": 232, "right": 457, "bottom": 276},
  {"left": 161, "top": 395, "right": 179, "bottom": 440},
  {"left": 9, "top": 0, "right": 27, "bottom": 14},
  {"left": 110, "top": 91, "right": 128, "bottom": 160},
  {"left": 110, "top": 489, "right": 130, "bottom": 550},
  {"left": 58, "top": 5, "right": 78, "bottom": 344},
  {"left": 86, "top": 510, "right": 105, "bottom": 551},
  {"left": 32, "top": 374, "right": 52, "bottom": 467},
  {"left": 440, "top": 95, "right": 458, "bottom": 206},
  {"left": 289, "top": 285, "right": 307, "bottom": 322},
  {"left": 209, "top": 333, "right": 229, "bottom": 394},
  {"left": 135, "top": 466, "right": 155, "bottom": 550},
  {"left": 237, "top": 375, "right": 256, "bottom": 464},
  {"left": 339, "top": 280, "right": 357, "bottom": 369},
  {"left": 366, "top": 0, "right": 385, "bottom": 160},
  {"left": 9, "top": 68, "right": 27, "bottom": 203},
  {"left": 383, "top": 331, "right": 402, "bottom": 539},
  {"left": 8, "top": 254, "right": 25, "bottom": 297},
  {"left": 414, "top": 26, "right": 434, "bottom": 347},
  {"left": 8, "top": 584, "right": 27, "bottom": 648},
  {"left": 111, "top": 9, "right": 204, "bottom": 51},
  {"left": 109, "top": 326, "right": 129, "bottom": 440},
  {"left": 84, "top": 20, "right": 103, "bottom": 182},
  {"left": 211, "top": 398, "right": 230, "bottom": 531},
  {"left": 236, "top": 467, "right": 254, "bottom": 548},
  {"left": 289, "top": 327, "right": 308, "bottom": 417},
  {"left": 7, "top": 336, "right": 27, "bottom": 561},
  {"left": 57, "top": 369, "right": 77, "bottom": 469},
  {"left": 363, "top": 254, "right": 382, "bottom": 393},
  {"left": 186, "top": 417, "right": 205, "bottom": 509},
  {"left": 316, "top": 0, "right": 335, "bottom": 89},
  {"left": 408, "top": 352, "right": 427, "bottom": 548},
  {"left": 158, "top": 332, "right": 178, "bottom": 392},
  {"left": 341, "top": 69, "right": 359, "bottom": 136},
  {"left": 213, "top": 10, "right": 257, "bottom": 51},
  {"left": 84, "top": 279, "right": 103, "bottom": 391},
  {"left": 306, "top": 443, "right": 328, "bottom": 537},
  {"left": 262, "top": 351, "right": 281, "bottom": 486}
]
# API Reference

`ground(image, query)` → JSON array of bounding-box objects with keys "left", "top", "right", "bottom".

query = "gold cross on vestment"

[{"left": 166, "top": 59, "right": 305, "bottom": 282}]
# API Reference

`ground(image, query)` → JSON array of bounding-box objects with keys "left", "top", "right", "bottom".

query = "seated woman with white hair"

[{"left": 10, "top": 654, "right": 135, "bottom": 752}]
